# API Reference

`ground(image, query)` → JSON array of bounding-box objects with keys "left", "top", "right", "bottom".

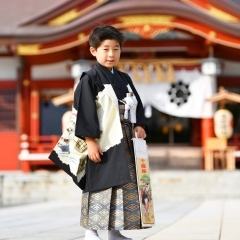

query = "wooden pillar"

[
  {"left": 30, "top": 84, "right": 39, "bottom": 138},
  {"left": 201, "top": 118, "right": 214, "bottom": 169},
  {"left": 201, "top": 118, "right": 214, "bottom": 147},
  {"left": 20, "top": 67, "right": 31, "bottom": 135},
  {"left": 19, "top": 66, "right": 31, "bottom": 172},
  {"left": 191, "top": 118, "right": 201, "bottom": 146},
  {"left": 21, "top": 161, "right": 31, "bottom": 172}
]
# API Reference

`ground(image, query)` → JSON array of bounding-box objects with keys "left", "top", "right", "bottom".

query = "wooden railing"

[
  {"left": 204, "top": 138, "right": 237, "bottom": 170},
  {"left": 19, "top": 135, "right": 60, "bottom": 172},
  {"left": 27, "top": 135, "right": 59, "bottom": 153}
]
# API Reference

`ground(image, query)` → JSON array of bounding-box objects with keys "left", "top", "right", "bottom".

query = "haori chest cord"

[{"left": 119, "top": 92, "right": 138, "bottom": 138}]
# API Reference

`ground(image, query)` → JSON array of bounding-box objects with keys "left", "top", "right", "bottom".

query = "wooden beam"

[
  {"left": 123, "top": 39, "right": 207, "bottom": 57},
  {"left": 31, "top": 80, "right": 74, "bottom": 89},
  {"left": 0, "top": 81, "right": 17, "bottom": 88},
  {"left": 123, "top": 39, "right": 203, "bottom": 48},
  {"left": 24, "top": 48, "right": 79, "bottom": 65},
  {"left": 214, "top": 44, "right": 240, "bottom": 61},
  {"left": 217, "top": 76, "right": 240, "bottom": 87},
  {"left": 207, "top": 86, "right": 240, "bottom": 103}
]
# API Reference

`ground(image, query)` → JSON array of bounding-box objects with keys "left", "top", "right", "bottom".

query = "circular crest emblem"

[{"left": 168, "top": 81, "right": 191, "bottom": 106}]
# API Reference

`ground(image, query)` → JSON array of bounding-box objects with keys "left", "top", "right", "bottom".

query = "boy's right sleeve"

[{"left": 74, "top": 75, "right": 100, "bottom": 139}]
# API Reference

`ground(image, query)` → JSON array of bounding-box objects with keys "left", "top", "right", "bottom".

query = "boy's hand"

[
  {"left": 134, "top": 126, "right": 147, "bottom": 139},
  {"left": 85, "top": 137, "right": 103, "bottom": 163}
]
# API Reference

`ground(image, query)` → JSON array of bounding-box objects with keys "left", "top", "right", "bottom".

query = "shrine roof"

[
  {"left": 0, "top": 0, "right": 240, "bottom": 39},
  {"left": 0, "top": 0, "right": 69, "bottom": 27},
  {"left": 1, "top": 0, "right": 240, "bottom": 56}
]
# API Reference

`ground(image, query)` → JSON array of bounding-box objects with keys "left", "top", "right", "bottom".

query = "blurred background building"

[{"left": 0, "top": 0, "right": 240, "bottom": 171}]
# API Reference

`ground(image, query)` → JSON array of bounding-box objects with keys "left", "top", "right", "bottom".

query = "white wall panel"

[
  {"left": 31, "top": 60, "right": 72, "bottom": 79},
  {"left": 0, "top": 57, "right": 20, "bottom": 80}
]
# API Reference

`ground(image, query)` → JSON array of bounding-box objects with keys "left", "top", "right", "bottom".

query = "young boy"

[
  {"left": 77, "top": 25, "right": 149, "bottom": 240},
  {"left": 50, "top": 25, "right": 148, "bottom": 240}
]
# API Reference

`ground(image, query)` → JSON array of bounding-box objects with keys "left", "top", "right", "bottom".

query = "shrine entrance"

[{"left": 146, "top": 107, "right": 192, "bottom": 145}]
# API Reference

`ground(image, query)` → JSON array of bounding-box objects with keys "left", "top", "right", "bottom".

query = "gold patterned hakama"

[{"left": 80, "top": 122, "right": 143, "bottom": 230}]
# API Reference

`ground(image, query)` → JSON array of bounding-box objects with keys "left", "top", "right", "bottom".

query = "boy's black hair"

[{"left": 89, "top": 25, "right": 125, "bottom": 49}]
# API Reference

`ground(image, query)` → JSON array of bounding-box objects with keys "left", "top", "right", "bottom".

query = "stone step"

[
  {"left": 0, "top": 171, "right": 82, "bottom": 207},
  {"left": 148, "top": 145, "right": 202, "bottom": 169},
  {"left": 150, "top": 170, "right": 240, "bottom": 200},
  {"left": 1, "top": 169, "right": 240, "bottom": 207}
]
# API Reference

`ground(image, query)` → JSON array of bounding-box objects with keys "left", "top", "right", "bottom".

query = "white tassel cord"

[{"left": 120, "top": 96, "right": 137, "bottom": 123}]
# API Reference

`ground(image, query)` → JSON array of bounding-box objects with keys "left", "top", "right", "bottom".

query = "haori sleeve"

[{"left": 73, "top": 74, "right": 100, "bottom": 139}]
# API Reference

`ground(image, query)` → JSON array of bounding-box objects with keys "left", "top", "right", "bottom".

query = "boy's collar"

[
  {"left": 95, "top": 62, "right": 121, "bottom": 88},
  {"left": 96, "top": 61, "right": 114, "bottom": 72}
]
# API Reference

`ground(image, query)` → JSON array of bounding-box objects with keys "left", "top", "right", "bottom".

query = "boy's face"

[{"left": 90, "top": 39, "right": 121, "bottom": 70}]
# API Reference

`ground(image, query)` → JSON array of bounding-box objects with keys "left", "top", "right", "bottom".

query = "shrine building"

[{"left": 0, "top": 0, "right": 240, "bottom": 171}]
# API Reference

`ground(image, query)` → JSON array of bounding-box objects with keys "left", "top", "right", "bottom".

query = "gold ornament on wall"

[{"left": 118, "top": 15, "right": 175, "bottom": 26}]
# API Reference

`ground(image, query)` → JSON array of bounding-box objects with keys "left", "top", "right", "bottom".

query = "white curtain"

[{"left": 127, "top": 68, "right": 217, "bottom": 118}]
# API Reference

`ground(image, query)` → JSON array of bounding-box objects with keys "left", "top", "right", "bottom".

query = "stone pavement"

[
  {"left": 1, "top": 170, "right": 240, "bottom": 240},
  {"left": 146, "top": 199, "right": 240, "bottom": 240},
  {"left": 1, "top": 197, "right": 240, "bottom": 240}
]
